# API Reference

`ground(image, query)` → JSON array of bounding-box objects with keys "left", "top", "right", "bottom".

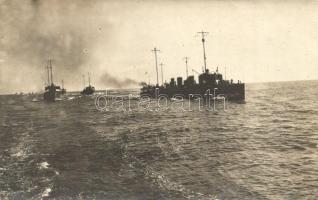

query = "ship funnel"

[{"left": 177, "top": 77, "right": 183, "bottom": 87}]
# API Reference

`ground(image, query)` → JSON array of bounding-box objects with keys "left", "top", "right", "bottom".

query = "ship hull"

[
  {"left": 81, "top": 86, "right": 95, "bottom": 95},
  {"left": 43, "top": 85, "right": 61, "bottom": 102},
  {"left": 43, "top": 91, "right": 56, "bottom": 102},
  {"left": 141, "top": 84, "right": 245, "bottom": 101}
]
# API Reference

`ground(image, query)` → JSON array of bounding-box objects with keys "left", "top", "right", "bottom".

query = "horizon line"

[{"left": 0, "top": 79, "right": 317, "bottom": 95}]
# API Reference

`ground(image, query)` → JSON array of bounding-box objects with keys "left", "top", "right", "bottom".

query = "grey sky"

[{"left": 1, "top": 0, "right": 318, "bottom": 94}]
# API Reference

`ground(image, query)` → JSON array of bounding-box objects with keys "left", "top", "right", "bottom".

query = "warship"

[
  {"left": 140, "top": 31, "right": 245, "bottom": 101},
  {"left": 61, "top": 80, "right": 67, "bottom": 95},
  {"left": 43, "top": 59, "right": 62, "bottom": 102},
  {"left": 81, "top": 72, "right": 95, "bottom": 95}
]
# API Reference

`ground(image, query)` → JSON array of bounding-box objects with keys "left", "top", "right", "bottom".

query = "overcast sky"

[{"left": 1, "top": 0, "right": 318, "bottom": 94}]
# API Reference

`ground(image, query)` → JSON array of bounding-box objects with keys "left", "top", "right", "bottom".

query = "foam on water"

[
  {"left": 39, "top": 162, "right": 49, "bottom": 170},
  {"left": 41, "top": 188, "right": 51, "bottom": 198}
]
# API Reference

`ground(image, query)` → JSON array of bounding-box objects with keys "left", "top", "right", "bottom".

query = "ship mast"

[
  {"left": 82, "top": 74, "right": 86, "bottom": 88},
  {"left": 159, "top": 62, "right": 164, "bottom": 85},
  {"left": 46, "top": 59, "right": 54, "bottom": 85},
  {"left": 49, "top": 59, "right": 54, "bottom": 85},
  {"left": 88, "top": 72, "right": 91, "bottom": 86},
  {"left": 197, "top": 31, "right": 209, "bottom": 73},
  {"left": 46, "top": 62, "right": 50, "bottom": 86},
  {"left": 152, "top": 47, "right": 160, "bottom": 86},
  {"left": 184, "top": 57, "right": 190, "bottom": 78},
  {"left": 62, "top": 80, "right": 64, "bottom": 89}
]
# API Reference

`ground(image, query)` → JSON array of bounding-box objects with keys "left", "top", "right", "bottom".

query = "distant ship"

[
  {"left": 43, "top": 59, "right": 62, "bottom": 102},
  {"left": 81, "top": 72, "right": 95, "bottom": 95},
  {"left": 61, "top": 80, "right": 67, "bottom": 95},
  {"left": 140, "top": 31, "right": 245, "bottom": 101}
]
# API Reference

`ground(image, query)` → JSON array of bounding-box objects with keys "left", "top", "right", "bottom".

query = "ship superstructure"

[
  {"left": 43, "top": 59, "right": 61, "bottom": 102},
  {"left": 140, "top": 31, "right": 245, "bottom": 100},
  {"left": 61, "top": 80, "right": 66, "bottom": 95},
  {"left": 81, "top": 72, "right": 95, "bottom": 95}
]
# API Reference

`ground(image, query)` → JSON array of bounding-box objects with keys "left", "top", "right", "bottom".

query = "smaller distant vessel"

[
  {"left": 43, "top": 59, "right": 61, "bottom": 102},
  {"left": 81, "top": 72, "right": 95, "bottom": 95},
  {"left": 61, "top": 80, "right": 67, "bottom": 95}
]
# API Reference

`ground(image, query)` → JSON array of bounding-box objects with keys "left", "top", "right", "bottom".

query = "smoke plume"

[{"left": 99, "top": 72, "right": 140, "bottom": 89}]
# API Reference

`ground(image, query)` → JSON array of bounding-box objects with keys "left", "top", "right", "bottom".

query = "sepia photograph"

[{"left": 0, "top": 0, "right": 317, "bottom": 199}]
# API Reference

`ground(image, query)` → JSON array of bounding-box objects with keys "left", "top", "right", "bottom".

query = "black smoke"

[{"left": 100, "top": 72, "right": 139, "bottom": 89}]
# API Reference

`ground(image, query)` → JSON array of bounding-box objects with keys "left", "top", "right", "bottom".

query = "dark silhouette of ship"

[
  {"left": 61, "top": 80, "right": 66, "bottom": 95},
  {"left": 43, "top": 59, "right": 62, "bottom": 102},
  {"left": 81, "top": 72, "right": 95, "bottom": 95},
  {"left": 140, "top": 31, "right": 245, "bottom": 101}
]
